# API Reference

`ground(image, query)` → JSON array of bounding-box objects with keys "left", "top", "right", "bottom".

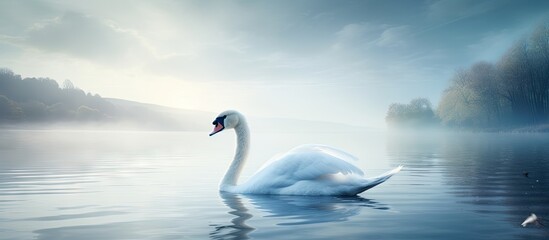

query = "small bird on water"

[{"left": 521, "top": 213, "right": 543, "bottom": 227}]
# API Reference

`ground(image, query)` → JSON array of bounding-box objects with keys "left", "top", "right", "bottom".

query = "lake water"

[{"left": 0, "top": 129, "right": 548, "bottom": 239}]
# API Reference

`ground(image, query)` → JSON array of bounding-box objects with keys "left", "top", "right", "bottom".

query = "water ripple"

[{"left": 24, "top": 211, "right": 128, "bottom": 221}]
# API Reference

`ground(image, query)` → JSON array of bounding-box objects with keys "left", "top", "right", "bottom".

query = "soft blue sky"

[{"left": 0, "top": 0, "right": 548, "bottom": 127}]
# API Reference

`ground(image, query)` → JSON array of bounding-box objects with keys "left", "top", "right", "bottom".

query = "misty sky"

[{"left": 0, "top": 0, "right": 548, "bottom": 127}]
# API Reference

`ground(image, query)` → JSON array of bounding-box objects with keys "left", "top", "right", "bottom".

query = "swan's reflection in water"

[
  {"left": 210, "top": 192, "right": 390, "bottom": 239},
  {"left": 210, "top": 193, "right": 255, "bottom": 240}
]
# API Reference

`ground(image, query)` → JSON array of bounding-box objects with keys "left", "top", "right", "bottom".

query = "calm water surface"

[{"left": 0, "top": 130, "right": 548, "bottom": 239}]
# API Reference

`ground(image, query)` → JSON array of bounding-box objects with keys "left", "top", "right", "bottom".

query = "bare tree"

[
  {"left": 498, "top": 23, "right": 549, "bottom": 125},
  {"left": 62, "top": 79, "right": 75, "bottom": 89},
  {"left": 386, "top": 98, "right": 437, "bottom": 128},
  {"left": 439, "top": 21, "right": 549, "bottom": 128}
]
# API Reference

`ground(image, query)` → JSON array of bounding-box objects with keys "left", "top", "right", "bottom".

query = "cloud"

[
  {"left": 2, "top": 12, "right": 154, "bottom": 65},
  {"left": 335, "top": 22, "right": 378, "bottom": 40},
  {"left": 332, "top": 22, "right": 378, "bottom": 50},
  {"left": 0, "top": 0, "right": 58, "bottom": 34},
  {"left": 376, "top": 25, "right": 412, "bottom": 48},
  {"left": 333, "top": 22, "right": 413, "bottom": 50}
]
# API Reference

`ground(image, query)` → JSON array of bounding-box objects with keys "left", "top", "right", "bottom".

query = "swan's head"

[{"left": 209, "top": 110, "right": 243, "bottom": 136}]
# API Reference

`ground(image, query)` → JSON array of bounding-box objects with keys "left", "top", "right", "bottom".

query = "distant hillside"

[
  {"left": 0, "top": 68, "right": 209, "bottom": 130},
  {"left": 0, "top": 68, "right": 115, "bottom": 123},
  {"left": 105, "top": 98, "right": 212, "bottom": 131},
  {"left": 0, "top": 68, "right": 364, "bottom": 132}
]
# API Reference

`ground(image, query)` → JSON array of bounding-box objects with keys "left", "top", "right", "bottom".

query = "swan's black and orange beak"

[{"left": 209, "top": 116, "right": 226, "bottom": 136}]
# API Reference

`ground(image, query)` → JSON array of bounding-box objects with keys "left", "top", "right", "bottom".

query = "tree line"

[
  {"left": 385, "top": 98, "right": 438, "bottom": 128},
  {"left": 0, "top": 68, "right": 115, "bottom": 123},
  {"left": 387, "top": 22, "right": 549, "bottom": 130}
]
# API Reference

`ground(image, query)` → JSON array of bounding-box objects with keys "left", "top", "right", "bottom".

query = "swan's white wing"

[
  {"left": 254, "top": 144, "right": 365, "bottom": 181},
  {"left": 289, "top": 144, "right": 359, "bottom": 161},
  {"left": 257, "top": 144, "right": 360, "bottom": 172}
]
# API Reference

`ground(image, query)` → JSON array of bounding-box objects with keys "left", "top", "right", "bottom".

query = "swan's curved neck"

[{"left": 221, "top": 118, "right": 250, "bottom": 188}]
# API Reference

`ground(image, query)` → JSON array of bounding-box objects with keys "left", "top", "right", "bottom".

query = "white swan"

[{"left": 209, "top": 110, "right": 402, "bottom": 196}]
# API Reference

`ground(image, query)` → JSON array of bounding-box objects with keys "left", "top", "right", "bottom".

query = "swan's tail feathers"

[{"left": 357, "top": 165, "right": 403, "bottom": 194}]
